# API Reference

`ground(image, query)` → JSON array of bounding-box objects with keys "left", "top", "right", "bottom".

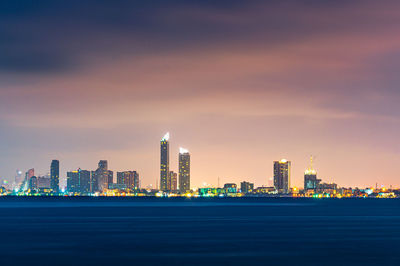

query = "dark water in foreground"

[{"left": 0, "top": 197, "right": 400, "bottom": 266}]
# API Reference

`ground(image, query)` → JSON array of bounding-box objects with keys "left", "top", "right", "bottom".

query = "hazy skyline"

[{"left": 1, "top": 0, "right": 400, "bottom": 188}]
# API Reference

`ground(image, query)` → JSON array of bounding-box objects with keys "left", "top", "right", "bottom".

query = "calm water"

[{"left": 0, "top": 197, "right": 400, "bottom": 266}]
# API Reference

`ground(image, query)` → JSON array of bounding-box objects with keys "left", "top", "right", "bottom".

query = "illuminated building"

[
  {"left": 108, "top": 183, "right": 127, "bottom": 190},
  {"left": 169, "top": 171, "right": 177, "bottom": 191},
  {"left": 80, "top": 170, "right": 91, "bottom": 193},
  {"left": 254, "top": 186, "right": 275, "bottom": 194},
  {"left": 20, "top": 168, "right": 35, "bottom": 192},
  {"left": 13, "top": 170, "right": 23, "bottom": 191},
  {"left": 273, "top": 159, "right": 291, "bottom": 194},
  {"left": 92, "top": 160, "right": 109, "bottom": 192},
  {"left": 67, "top": 169, "right": 91, "bottom": 194},
  {"left": 240, "top": 181, "right": 254, "bottom": 194},
  {"left": 117, "top": 171, "right": 140, "bottom": 190},
  {"left": 117, "top": 172, "right": 127, "bottom": 186},
  {"left": 198, "top": 187, "right": 225, "bottom": 197},
  {"left": 37, "top": 176, "right": 51, "bottom": 189},
  {"left": 107, "top": 170, "right": 114, "bottom": 185},
  {"left": 133, "top": 171, "right": 139, "bottom": 189},
  {"left": 29, "top": 176, "right": 37, "bottom": 191},
  {"left": 317, "top": 182, "right": 337, "bottom": 192},
  {"left": 304, "top": 156, "right": 320, "bottom": 191},
  {"left": 50, "top": 160, "right": 59, "bottom": 193},
  {"left": 224, "top": 183, "right": 237, "bottom": 189},
  {"left": 67, "top": 170, "right": 79, "bottom": 193},
  {"left": 179, "top": 147, "right": 190, "bottom": 193},
  {"left": 223, "top": 183, "right": 237, "bottom": 194},
  {"left": 160, "top": 132, "right": 170, "bottom": 191}
]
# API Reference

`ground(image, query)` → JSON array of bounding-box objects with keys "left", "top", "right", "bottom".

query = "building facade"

[
  {"left": 160, "top": 132, "right": 170, "bottom": 191},
  {"left": 117, "top": 171, "right": 140, "bottom": 190},
  {"left": 92, "top": 160, "right": 110, "bottom": 193},
  {"left": 169, "top": 171, "right": 177, "bottom": 192},
  {"left": 304, "top": 156, "right": 320, "bottom": 191},
  {"left": 37, "top": 176, "right": 51, "bottom": 189},
  {"left": 29, "top": 176, "right": 37, "bottom": 191},
  {"left": 50, "top": 160, "right": 59, "bottom": 192},
  {"left": 67, "top": 169, "right": 91, "bottom": 194},
  {"left": 273, "top": 159, "right": 291, "bottom": 194},
  {"left": 240, "top": 181, "right": 254, "bottom": 194},
  {"left": 179, "top": 148, "right": 190, "bottom": 194}
]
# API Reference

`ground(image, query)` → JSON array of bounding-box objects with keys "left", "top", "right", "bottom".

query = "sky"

[{"left": 1, "top": 0, "right": 400, "bottom": 189}]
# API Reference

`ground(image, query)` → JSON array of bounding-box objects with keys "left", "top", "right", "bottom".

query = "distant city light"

[
  {"left": 179, "top": 147, "right": 189, "bottom": 154},
  {"left": 161, "top": 132, "right": 170, "bottom": 141}
]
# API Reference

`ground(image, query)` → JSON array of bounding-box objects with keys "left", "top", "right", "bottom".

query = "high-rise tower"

[
  {"left": 179, "top": 147, "right": 190, "bottom": 194},
  {"left": 304, "top": 156, "right": 320, "bottom": 191},
  {"left": 273, "top": 159, "right": 291, "bottom": 194},
  {"left": 160, "top": 132, "right": 170, "bottom": 191},
  {"left": 50, "top": 160, "right": 60, "bottom": 193},
  {"left": 92, "top": 160, "right": 109, "bottom": 193}
]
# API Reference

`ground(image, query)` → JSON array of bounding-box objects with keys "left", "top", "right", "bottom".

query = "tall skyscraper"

[
  {"left": 304, "top": 156, "right": 320, "bottom": 191},
  {"left": 92, "top": 160, "right": 109, "bottom": 193},
  {"left": 67, "top": 170, "right": 79, "bottom": 193},
  {"left": 179, "top": 147, "right": 190, "bottom": 194},
  {"left": 169, "top": 171, "right": 177, "bottom": 192},
  {"left": 160, "top": 132, "right": 170, "bottom": 191},
  {"left": 50, "top": 160, "right": 59, "bottom": 193},
  {"left": 80, "top": 170, "right": 91, "bottom": 193},
  {"left": 273, "top": 159, "right": 291, "bottom": 194}
]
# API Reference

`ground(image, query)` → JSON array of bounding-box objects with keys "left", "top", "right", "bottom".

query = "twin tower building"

[{"left": 160, "top": 132, "right": 190, "bottom": 194}]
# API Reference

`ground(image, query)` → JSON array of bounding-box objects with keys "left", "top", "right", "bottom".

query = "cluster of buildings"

[
  {"left": 159, "top": 133, "right": 191, "bottom": 194},
  {"left": 1, "top": 133, "right": 399, "bottom": 198},
  {"left": 10, "top": 159, "right": 140, "bottom": 196},
  {"left": 196, "top": 157, "right": 399, "bottom": 198},
  {"left": 66, "top": 160, "right": 139, "bottom": 195}
]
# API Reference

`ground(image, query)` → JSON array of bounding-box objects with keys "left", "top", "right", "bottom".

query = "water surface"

[{"left": 0, "top": 197, "right": 399, "bottom": 266}]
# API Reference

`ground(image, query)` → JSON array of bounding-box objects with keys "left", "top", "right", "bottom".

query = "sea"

[{"left": 0, "top": 197, "right": 399, "bottom": 266}]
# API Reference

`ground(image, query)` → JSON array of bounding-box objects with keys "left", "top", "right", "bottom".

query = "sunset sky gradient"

[{"left": 1, "top": 0, "right": 400, "bottom": 188}]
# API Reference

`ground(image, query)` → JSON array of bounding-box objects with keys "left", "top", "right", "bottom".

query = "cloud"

[{"left": 1, "top": 0, "right": 400, "bottom": 187}]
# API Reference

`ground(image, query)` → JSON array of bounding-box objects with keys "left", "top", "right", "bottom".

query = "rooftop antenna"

[{"left": 310, "top": 155, "right": 316, "bottom": 170}]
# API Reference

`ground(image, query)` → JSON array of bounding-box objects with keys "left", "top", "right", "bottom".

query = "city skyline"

[
  {"left": 1, "top": 1, "right": 400, "bottom": 188},
  {"left": 2, "top": 132, "right": 396, "bottom": 191},
  {"left": 2, "top": 2, "right": 400, "bottom": 265}
]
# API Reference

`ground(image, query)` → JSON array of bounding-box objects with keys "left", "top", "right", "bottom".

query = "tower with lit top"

[
  {"left": 273, "top": 159, "right": 291, "bottom": 194},
  {"left": 304, "top": 156, "right": 320, "bottom": 191},
  {"left": 160, "top": 132, "right": 170, "bottom": 191}
]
